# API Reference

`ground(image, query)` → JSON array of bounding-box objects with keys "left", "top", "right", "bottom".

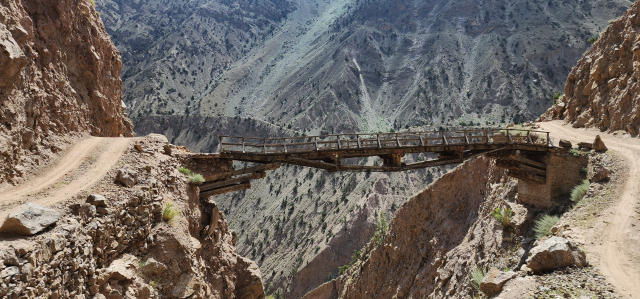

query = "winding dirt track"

[
  {"left": 539, "top": 121, "right": 640, "bottom": 299},
  {"left": 0, "top": 137, "right": 131, "bottom": 221}
]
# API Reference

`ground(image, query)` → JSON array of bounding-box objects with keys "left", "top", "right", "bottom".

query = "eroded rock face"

[
  {"left": 525, "top": 237, "right": 587, "bottom": 273},
  {"left": 0, "top": 0, "right": 134, "bottom": 185},
  {"left": 480, "top": 269, "right": 517, "bottom": 296},
  {"left": 303, "top": 157, "right": 513, "bottom": 299},
  {"left": 540, "top": 2, "right": 640, "bottom": 135},
  {"left": 0, "top": 203, "right": 61, "bottom": 235}
]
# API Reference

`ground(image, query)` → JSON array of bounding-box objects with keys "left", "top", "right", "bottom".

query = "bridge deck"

[{"left": 190, "top": 129, "right": 555, "bottom": 197}]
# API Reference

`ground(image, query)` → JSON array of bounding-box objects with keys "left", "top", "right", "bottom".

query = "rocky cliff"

[
  {"left": 0, "top": 0, "right": 133, "bottom": 185},
  {"left": 540, "top": 1, "right": 640, "bottom": 135},
  {"left": 302, "top": 157, "right": 516, "bottom": 298},
  {"left": 0, "top": 135, "right": 265, "bottom": 299}
]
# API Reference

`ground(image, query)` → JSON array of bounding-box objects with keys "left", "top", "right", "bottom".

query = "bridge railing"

[{"left": 218, "top": 129, "right": 551, "bottom": 154}]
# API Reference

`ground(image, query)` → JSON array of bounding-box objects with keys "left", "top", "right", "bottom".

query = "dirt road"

[
  {"left": 539, "top": 121, "right": 640, "bottom": 299},
  {"left": 0, "top": 137, "right": 131, "bottom": 220}
]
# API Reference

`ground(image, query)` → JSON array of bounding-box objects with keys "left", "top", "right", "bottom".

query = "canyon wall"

[
  {"left": 541, "top": 1, "right": 640, "bottom": 135},
  {"left": 0, "top": 0, "right": 133, "bottom": 185},
  {"left": 303, "top": 157, "right": 517, "bottom": 298}
]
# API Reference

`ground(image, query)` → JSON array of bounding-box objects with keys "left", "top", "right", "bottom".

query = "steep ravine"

[
  {"left": 304, "top": 156, "right": 515, "bottom": 298},
  {"left": 0, "top": 0, "right": 134, "bottom": 186}
]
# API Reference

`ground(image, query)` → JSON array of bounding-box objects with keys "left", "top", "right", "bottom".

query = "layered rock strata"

[
  {"left": 0, "top": 0, "right": 133, "bottom": 185},
  {"left": 540, "top": 1, "right": 640, "bottom": 135}
]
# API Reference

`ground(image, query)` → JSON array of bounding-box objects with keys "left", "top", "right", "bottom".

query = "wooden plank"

[
  {"left": 204, "top": 162, "right": 281, "bottom": 182},
  {"left": 506, "top": 170, "right": 546, "bottom": 183},
  {"left": 200, "top": 172, "right": 265, "bottom": 192},
  {"left": 282, "top": 157, "right": 338, "bottom": 171},
  {"left": 200, "top": 183, "right": 251, "bottom": 198},
  {"left": 507, "top": 155, "right": 546, "bottom": 169}
]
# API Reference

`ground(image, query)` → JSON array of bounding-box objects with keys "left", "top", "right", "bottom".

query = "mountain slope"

[{"left": 541, "top": 0, "right": 640, "bottom": 136}]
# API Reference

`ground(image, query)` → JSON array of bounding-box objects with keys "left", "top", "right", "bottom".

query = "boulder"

[
  {"left": 559, "top": 139, "right": 572, "bottom": 148},
  {"left": 106, "top": 254, "right": 137, "bottom": 281},
  {"left": 593, "top": 135, "right": 607, "bottom": 152},
  {"left": 141, "top": 258, "right": 167, "bottom": 277},
  {"left": 236, "top": 256, "right": 266, "bottom": 299},
  {"left": 116, "top": 168, "right": 138, "bottom": 187},
  {"left": 525, "top": 237, "right": 587, "bottom": 273},
  {"left": 147, "top": 133, "right": 169, "bottom": 143},
  {"left": 0, "top": 204, "right": 61, "bottom": 235},
  {"left": 86, "top": 194, "right": 107, "bottom": 207},
  {"left": 589, "top": 165, "right": 609, "bottom": 182},
  {"left": 163, "top": 144, "right": 172, "bottom": 156},
  {"left": 577, "top": 142, "right": 593, "bottom": 149},
  {"left": 480, "top": 269, "right": 518, "bottom": 296}
]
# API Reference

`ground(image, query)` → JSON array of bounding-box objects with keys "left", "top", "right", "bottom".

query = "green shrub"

[
  {"left": 179, "top": 167, "right": 192, "bottom": 175},
  {"left": 469, "top": 265, "right": 487, "bottom": 293},
  {"left": 571, "top": 179, "right": 590, "bottom": 202},
  {"left": 162, "top": 202, "right": 179, "bottom": 222},
  {"left": 534, "top": 215, "right": 560, "bottom": 239},
  {"left": 188, "top": 173, "right": 205, "bottom": 185},
  {"left": 373, "top": 211, "right": 389, "bottom": 247},
  {"left": 568, "top": 149, "right": 581, "bottom": 157},
  {"left": 491, "top": 207, "right": 513, "bottom": 228},
  {"left": 587, "top": 35, "right": 599, "bottom": 45}
]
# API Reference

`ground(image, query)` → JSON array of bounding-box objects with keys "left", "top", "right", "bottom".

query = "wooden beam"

[
  {"left": 507, "top": 155, "right": 546, "bottom": 169},
  {"left": 200, "top": 183, "right": 251, "bottom": 198},
  {"left": 282, "top": 157, "right": 338, "bottom": 171},
  {"left": 204, "top": 162, "right": 281, "bottom": 182},
  {"left": 507, "top": 169, "right": 546, "bottom": 183},
  {"left": 200, "top": 172, "right": 265, "bottom": 192}
]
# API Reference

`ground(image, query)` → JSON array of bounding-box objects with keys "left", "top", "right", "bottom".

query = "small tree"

[
  {"left": 491, "top": 207, "right": 513, "bottom": 228},
  {"left": 373, "top": 211, "right": 389, "bottom": 247}
]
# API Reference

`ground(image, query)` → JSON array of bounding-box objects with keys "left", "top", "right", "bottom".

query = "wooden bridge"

[{"left": 189, "top": 129, "right": 557, "bottom": 197}]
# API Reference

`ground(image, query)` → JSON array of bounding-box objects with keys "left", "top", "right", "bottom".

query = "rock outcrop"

[
  {"left": 480, "top": 269, "right": 518, "bottom": 296},
  {"left": 0, "top": 203, "right": 61, "bottom": 235},
  {"left": 540, "top": 1, "right": 640, "bottom": 135},
  {"left": 0, "top": 136, "right": 264, "bottom": 299},
  {"left": 525, "top": 237, "right": 587, "bottom": 273},
  {"left": 0, "top": 0, "right": 134, "bottom": 185}
]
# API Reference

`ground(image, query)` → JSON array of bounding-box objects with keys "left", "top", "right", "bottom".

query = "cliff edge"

[
  {"left": 0, "top": 0, "right": 133, "bottom": 185},
  {"left": 540, "top": 1, "right": 640, "bottom": 135}
]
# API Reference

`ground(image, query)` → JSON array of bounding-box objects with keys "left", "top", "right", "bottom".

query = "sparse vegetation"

[
  {"left": 491, "top": 207, "right": 513, "bottom": 228},
  {"left": 178, "top": 167, "right": 191, "bottom": 175},
  {"left": 162, "top": 202, "right": 179, "bottom": 222},
  {"left": 571, "top": 179, "right": 590, "bottom": 202},
  {"left": 188, "top": 173, "right": 205, "bottom": 185},
  {"left": 338, "top": 250, "right": 361, "bottom": 276},
  {"left": 87, "top": 0, "right": 95, "bottom": 7},
  {"left": 469, "top": 265, "right": 487, "bottom": 293},
  {"left": 373, "top": 211, "right": 389, "bottom": 247},
  {"left": 587, "top": 35, "right": 599, "bottom": 45},
  {"left": 534, "top": 215, "right": 560, "bottom": 239},
  {"left": 569, "top": 149, "right": 581, "bottom": 157}
]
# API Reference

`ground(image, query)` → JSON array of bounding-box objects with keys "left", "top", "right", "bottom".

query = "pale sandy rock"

[
  {"left": 0, "top": 203, "right": 61, "bottom": 235},
  {"left": 480, "top": 269, "right": 517, "bottom": 296},
  {"left": 141, "top": 258, "right": 167, "bottom": 277},
  {"left": 115, "top": 168, "right": 138, "bottom": 187},
  {"left": 87, "top": 194, "right": 108, "bottom": 208},
  {"left": 106, "top": 254, "right": 137, "bottom": 281},
  {"left": 525, "top": 237, "right": 587, "bottom": 273}
]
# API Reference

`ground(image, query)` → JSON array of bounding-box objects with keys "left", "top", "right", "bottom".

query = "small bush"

[
  {"left": 162, "top": 202, "right": 178, "bottom": 222},
  {"left": 373, "top": 211, "right": 388, "bottom": 247},
  {"left": 534, "top": 215, "right": 560, "bottom": 239},
  {"left": 571, "top": 179, "right": 590, "bottom": 202},
  {"left": 178, "top": 167, "right": 191, "bottom": 175},
  {"left": 188, "top": 173, "right": 205, "bottom": 185},
  {"left": 491, "top": 207, "right": 513, "bottom": 228},
  {"left": 469, "top": 265, "right": 487, "bottom": 293},
  {"left": 568, "top": 148, "right": 581, "bottom": 157},
  {"left": 587, "top": 35, "right": 599, "bottom": 45}
]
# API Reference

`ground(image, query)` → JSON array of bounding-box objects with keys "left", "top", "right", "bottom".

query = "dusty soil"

[
  {"left": 0, "top": 137, "right": 131, "bottom": 220},
  {"left": 539, "top": 120, "right": 640, "bottom": 299}
]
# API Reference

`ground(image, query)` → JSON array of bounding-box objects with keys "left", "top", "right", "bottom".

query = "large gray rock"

[
  {"left": 0, "top": 204, "right": 61, "bottom": 235},
  {"left": 116, "top": 168, "right": 138, "bottom": 187},
  {"left": 525, "top": 237, "right": 587, "bottom": 273},
  {"left": 480, "top": 268, "right": 517, "bottom": 296}
]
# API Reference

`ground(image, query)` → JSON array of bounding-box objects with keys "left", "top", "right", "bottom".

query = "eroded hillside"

[{"left": 0, "top": 0, "right": 133, "bottom": 186}]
